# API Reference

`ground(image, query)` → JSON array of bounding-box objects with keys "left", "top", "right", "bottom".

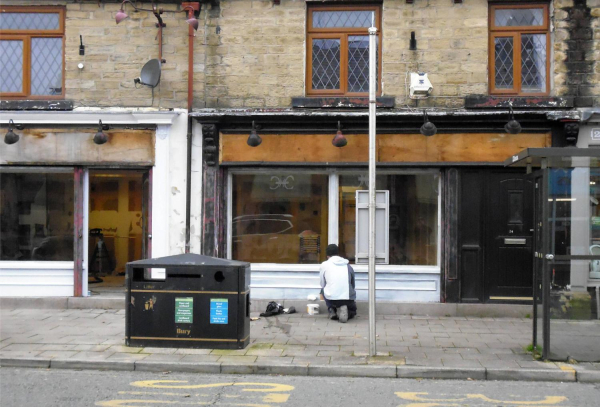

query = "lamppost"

[{"left": 368, "top": 25, "right": 377, "bottom": 357}]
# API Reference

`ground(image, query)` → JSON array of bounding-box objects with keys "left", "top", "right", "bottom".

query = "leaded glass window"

[
  {"left": 0, "top": 7, "right": 65, "bottom": 99},
  {"left": 307, "top": 5, "right": 381, "bottom": 96},
  {"left": 490, "top": 5, "right": 548, "bottom": 95}
]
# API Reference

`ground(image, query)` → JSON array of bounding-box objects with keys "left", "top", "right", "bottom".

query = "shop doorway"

[
  {"left": 484, "top": 172, "right": 534, "bottom": 301},
  {"left": 88, "top": 170, "right": 150, "bottom": 293},
  {"left": 459, "top": 170, "right": 534, "bottom": 303}
]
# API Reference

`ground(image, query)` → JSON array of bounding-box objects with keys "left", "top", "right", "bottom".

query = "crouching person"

[{"left": 319, "top": 244, "right": 357, "bottom": 323}]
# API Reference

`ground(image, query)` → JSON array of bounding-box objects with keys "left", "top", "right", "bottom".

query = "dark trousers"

[{"left": 324, "top": 297, "right": 357, "bottom": 318}]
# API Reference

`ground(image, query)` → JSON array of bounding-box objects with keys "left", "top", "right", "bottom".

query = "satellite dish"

[{"left": 135, "top": 59, "right": 161, "bottom": 88}]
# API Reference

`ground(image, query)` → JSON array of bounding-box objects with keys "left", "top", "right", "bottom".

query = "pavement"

[{"left": 1, "top": 306, "right": 600, "bottom": 383}]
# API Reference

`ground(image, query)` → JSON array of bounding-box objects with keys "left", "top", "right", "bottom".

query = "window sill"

[
  {"left": 0, "top": 100, "right": 74, "bottom": 111},
  {"left": 464, "top": 95, "right": 573, "bottom": 109},
  {"left": 292, "top": 97, "right": 395, "bottom": 109}
]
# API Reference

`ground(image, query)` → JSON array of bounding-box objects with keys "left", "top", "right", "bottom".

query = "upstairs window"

[
  {"left": 307, "top": 4, "right": 381, "bottom": 96},
  {"left": 0, "top": 6, "right": 65, "bottom": 99},
  {"left": 489, "top": 4, "right": 549, "bottom": 95}
]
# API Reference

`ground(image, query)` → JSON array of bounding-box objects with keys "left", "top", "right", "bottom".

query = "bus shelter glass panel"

[
  {"left": 231, "top": 173, "right": 329, "bottom": 264},
  {"left": 546, "top": 167, "right": 600, "bottom": 361}
]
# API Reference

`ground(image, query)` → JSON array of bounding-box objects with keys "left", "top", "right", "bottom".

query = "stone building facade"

[{"left": 1, "top": 0, "right": 599, "bottom": 302}]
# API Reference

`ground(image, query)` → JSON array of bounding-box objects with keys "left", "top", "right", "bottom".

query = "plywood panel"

[
  {"left": 378, "top": 133, "right": 551, "bottom": 163},
  {"left": 221, "top": 132, "right": 550, "bottom": 164},
  {"left": 221, "top": 134, "right": 369, "bottom": 163},
  {"left": 1, "top": 129, "right": 155, "bottom": 165}
]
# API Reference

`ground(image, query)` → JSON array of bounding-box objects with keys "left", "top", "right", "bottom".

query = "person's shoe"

[
  {"left": 328, "top": 308, "right": 338, "bottom": 320},
  {"left": 338, "top": 305, "right": 348, "bottom": 323}
]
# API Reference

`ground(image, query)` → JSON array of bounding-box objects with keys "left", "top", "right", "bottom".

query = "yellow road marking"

[
  {"left": 262, "top": 393, "right": 291, "bottom": 403},
  {"left": 130, "top": 381, "right": 293, "bottom": 393},
  {"left": 97, "top": 401, "right": 269, "bottom": 407},
  {"left": 395, "top": 392, "right": 568, "bottom": 405}
]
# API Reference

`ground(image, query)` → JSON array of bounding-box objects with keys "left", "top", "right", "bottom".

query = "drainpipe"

[{"left": 184, "top": 2, "right": 200, "bottom": 253}]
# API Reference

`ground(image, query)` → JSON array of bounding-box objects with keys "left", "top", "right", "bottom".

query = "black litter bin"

[{"left": 125, "top": 253, "right": 250, "bottom": 349}]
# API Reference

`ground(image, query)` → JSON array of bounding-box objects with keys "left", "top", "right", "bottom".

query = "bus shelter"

[{"left": 506, "top": 148, "right": 600, "bottom": 361}]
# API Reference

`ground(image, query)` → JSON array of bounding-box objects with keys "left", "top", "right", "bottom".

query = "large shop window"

[
  {"left": 231, "top": 173, "right": 329, "bottom": 264},
  {"left": 0, "top": 6, "right": 65, "bottom": 99},
  {"left": 339, "top": 173, "right": 439, "bottom": 266},
  {"left": 489, "top": 4, "right": 549, "bottom": 95},
  {"left": 306, "top": 4, "right": 381, "bottom": 96},
  {"left": 0, "top": 169, "right": 74, "bottom": 261}
]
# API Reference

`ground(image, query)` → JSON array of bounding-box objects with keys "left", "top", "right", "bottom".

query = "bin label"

[
  {"left": 210, "top": 298, "right": 228, "bottom": 324},
  {"left": 175, "top": 297, "right": 193, "bottom": 324}
]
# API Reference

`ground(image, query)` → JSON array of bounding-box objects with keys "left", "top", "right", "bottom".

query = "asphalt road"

[{"left": 2, "top": 367, "right": 600, "bottom": 406}]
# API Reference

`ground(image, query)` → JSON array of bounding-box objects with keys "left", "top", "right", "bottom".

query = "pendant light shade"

[
  {"left": 332, "top": 121, "right": 347, "bottom": 147},
  {"left": 504, "top": 104, "right": 522, "bottom": 134},
  {"left": 115, "top": 8, "right": 128, "bottom": 24},
  {"left": 247, "top": 121, "right": 262, "bottom": 147},
  {"left": 4, "top": 119, "right": 20, "bottom": 145},
  {"left": 93, "top": 120, "right": 109, "bottom": 145},
  {"left": 419, "top": 111, "right": 437, "bottom": 137}
]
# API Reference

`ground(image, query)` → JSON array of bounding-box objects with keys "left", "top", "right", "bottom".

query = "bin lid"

[{"left": 127, "top": 253, "right": 250, "bottom": 267}]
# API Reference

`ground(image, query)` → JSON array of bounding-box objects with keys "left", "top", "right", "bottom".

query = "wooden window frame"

[
  {"left": 306, "top": 4, "right": 382, "bottom": 97},
  {"left": 0, "top": 6, "right": 66, "bottom": 100},
  {"left": 488, "top": 3, "right": 550, "bottom": 96}
]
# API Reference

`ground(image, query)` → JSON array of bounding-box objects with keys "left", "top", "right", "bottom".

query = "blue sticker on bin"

[{"left": 210, "top": 298, "right": 228, "bottom": 324}]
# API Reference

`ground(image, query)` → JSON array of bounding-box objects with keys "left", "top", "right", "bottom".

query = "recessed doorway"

[{"left": 88, "top": 169, "right": 150, "bottom": 294}]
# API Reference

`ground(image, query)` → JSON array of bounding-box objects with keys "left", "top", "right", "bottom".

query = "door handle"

[{"left": 545, "top": 254, "right": 554, "bottom": 260}]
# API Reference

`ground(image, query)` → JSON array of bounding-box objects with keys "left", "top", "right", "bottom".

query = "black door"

[{"left": 484, "top": 172, "right": 534, "bottom": 300}]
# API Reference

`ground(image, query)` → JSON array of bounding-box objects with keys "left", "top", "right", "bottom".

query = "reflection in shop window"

[
  {"left": 231, "top": 173, "right": 329, "bottom": 263},
  {"left": 339, "top": 173, "right": 439, "bottom": 265},
  {"left": 0, "top": 170, "right": 74, "bottom": 261}
]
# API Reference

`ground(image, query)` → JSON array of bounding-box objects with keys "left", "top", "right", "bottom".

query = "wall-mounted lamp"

[
  {"left": 420, "top": 111, "right": 437, "bottom": 137},
  {"left": 116, "top": 0, "right": 164, "bottom": 26},
  {"left": 4, "top": 119, "right": 21, "bottom": 145},
  {"left": 182, "top": 4, "right": 200, "bottom": 31},
  {"left": 247, "top": 121, "right": 262, "bottom": 147},
  {"left": 504, "top": 102, "right": 522, "bottom": 134},
  {"left": 93, "top": 120, "right": 109, "bottom": 145},
  {"left": 332, "top": 121, "right": 347, "bottom": 147},
  {"left": 409, "top": 31, "right": 417, "bottom": 51}
]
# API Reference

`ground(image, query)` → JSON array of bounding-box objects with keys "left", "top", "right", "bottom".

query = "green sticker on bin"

[{"left": 175, "top": 297, "right": 193, "bottom": 324}]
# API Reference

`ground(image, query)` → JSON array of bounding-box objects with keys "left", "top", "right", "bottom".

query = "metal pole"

[{"left": 368, "top": 25, "right": 377, "bottom": 357}]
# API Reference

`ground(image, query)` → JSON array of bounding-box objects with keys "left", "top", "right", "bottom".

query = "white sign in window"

[{"left": 355, "top": 190, "right": 389, "bottom": 264}]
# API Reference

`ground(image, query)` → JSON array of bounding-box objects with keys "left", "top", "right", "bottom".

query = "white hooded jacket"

[{"left": 319, "top": 256, "right": 356, "bottom": 301}]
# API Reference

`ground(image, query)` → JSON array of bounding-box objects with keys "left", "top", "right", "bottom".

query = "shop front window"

[
  {"left": 0, "top": 169, "right": 74, "bottom": 261},
  {"left": 339, "top": 173, "right": 439, "bottom": 265},
  {"left": 231, "top": 173, "right": 329, "bottom": 263}
]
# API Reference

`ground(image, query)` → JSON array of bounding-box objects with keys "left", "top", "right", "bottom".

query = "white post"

[{"left": 368, "top": 25, "right": 378, "bottom": 357}]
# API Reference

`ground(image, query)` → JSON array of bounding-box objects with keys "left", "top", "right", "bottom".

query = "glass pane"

[
  {"left": 495, "top": 8, "right": 543, "bottom": 27},
  {"left": 0, "top": 13, "right": 60, "bottom": 30},
  {"left": 31, "top": 37, "right": 63, "bottom": 95},
  {"left": 339, "top": 173, "right": 439, "bottom": 265},
  {"left": 313, "top": 11, "right": 374, "bottom": 28},
  {"left": 521, "top": 34, "right": 546, "bottom": 93},
  {"left": 89, "top": 171, "right": 145, "bottom": 279},
  {"left": 347, "top": 36, "right": 378, "bottom": 93},
  {"left": 546, "top": 168, "right": 600, "bottom": 360},
  {"left": 312, "top": 39, "right": 340, "bottom": 90},
  {"left": 0, "top": 172, "right": 74, "bottom": 261},
  {"left": 231, "top": 173, "right": 329, "bottom": 264},
  {"left": 0, "top": 40, "right": 23, "bottom": 93},
  {"left": 494, "top": 37, "right": 514, "bottom": 89}
]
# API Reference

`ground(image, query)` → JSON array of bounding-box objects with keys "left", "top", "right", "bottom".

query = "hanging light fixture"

[
  {"left": 247, "top": 121, "right": 262, "bottom": 147},
  {"left": 115, "top": 0, "right": 130, "bottom": 24},
  {"left": 504, "top": 102, "right": 522, "bottom": 134},
  {"left": 419, "top": 111, "right": 437, "bottom": 137},
  {"left": 182, "top": 5, "right": 200, "bottom": 31},
  {"left": 332, "top": 121, "right": 347, "bottom": 147},
  {"left": 93, "top": 120, "right": 109, "bottom": 145},
  {"left": 4, "top": 119, "right": 20, "bottom": 145}
]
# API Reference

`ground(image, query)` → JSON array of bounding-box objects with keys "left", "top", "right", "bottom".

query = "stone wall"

[{"left": 4, "top": 0, "right": 599, "bottom": 109}]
